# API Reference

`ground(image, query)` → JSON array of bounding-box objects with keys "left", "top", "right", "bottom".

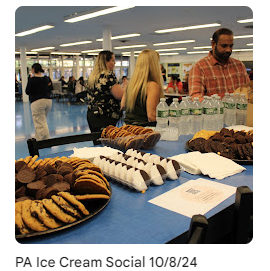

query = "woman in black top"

[
  {"left": 86, "top": 51, "right": 127, "bottom": 133},
  {"left": 26, "top": 63, "right": 52, "bottom": 140}
]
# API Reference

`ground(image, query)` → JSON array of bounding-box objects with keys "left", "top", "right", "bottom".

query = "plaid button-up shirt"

[{"left": 188, "top": 51, "right": 250, "bottom": 100}]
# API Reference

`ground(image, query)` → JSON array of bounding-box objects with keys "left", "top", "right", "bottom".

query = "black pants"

[{"left": 87, "top": 109, "right": 118, "bottom": 144}]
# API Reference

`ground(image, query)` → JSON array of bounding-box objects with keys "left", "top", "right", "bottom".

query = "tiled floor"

[{"left": 15, "top": 99, "right": 93, "bottom": 160}]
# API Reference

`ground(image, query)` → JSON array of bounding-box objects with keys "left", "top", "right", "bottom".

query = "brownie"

[{"left": 189, "top": 138, "right": 206, "bottom": 151}]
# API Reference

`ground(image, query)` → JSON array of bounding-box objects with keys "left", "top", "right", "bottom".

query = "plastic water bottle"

[
  {"left": 236, "top": 94, "right": 248, "bottom": 125},
  {"left": 222, "top": 93, "right": 229, "bottom": 124},
  {"left": 216, "top": 96, "right": 224, "bottom": 130},
  {"left": 235, "top": 93, "right": 240, "bottom": 105},
  {"left": 211, "top": 95, "right": 219, "bottom": 130},
  {"left": 179, "top": 97, "right": 191, "bottom": 135},
  {"left": 186, "top": 96, "right": 193, "bottom": 134},
  {"left": 169, "top": 98, "right": 181, "bottom": 136},
  {"left": 156, "top": 98, "right": 169, "bottom": 129},
  {"left": 202, "top": 97, "right": 213, "bottom": 130},
  {"left": 190, "top": 97, "right": 203, "bottom": 134},
  {"left": 226, "top": 93, "right": 236, "bottom": 126}
]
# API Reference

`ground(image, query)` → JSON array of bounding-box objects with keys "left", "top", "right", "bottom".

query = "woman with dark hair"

[
  {"left": 86, "top": 50, "right": 127, "bottom": 132},
  {"left": 25, "top": 63, "right": 52, "bottom": 140}
]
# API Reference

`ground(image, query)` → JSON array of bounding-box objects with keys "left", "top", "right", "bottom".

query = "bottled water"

[
  {"left": 226, "top": 93, "right": 236, "bottom": 126},
  {"left": 216, "top": 96, "right": 224, "bottom": 130},
  {"left": 211, "top": 95, "right": 219, "bottom": 130},
  {"left": 235, "top": 93, "right": 240, "bottom": 105},
  {"left": 222, "top": 93, "right": 229, "bottom": 124},
  {"left": 201, "top": 96, "right": 208, "bottom": 130},
  {"left": 179, "top": 97, "right": 191, "bottom": 135},
  {"left": 190, "top": 97, "right": 203, "bottom": 134},
  {"left": 236, "top": 94, "right": 248, "bottom": 125},
  {"left": 202, "top": 97, "right": 214, "bottom": 130},
  {"left": 186, "top": 96, "right": 193, "bottom": 134},
  {"left": 156, "top": 98, "right": 169, "bottom": 129},
  {"left": 169, "top": 98, "right": 181, "bottom": 136}
]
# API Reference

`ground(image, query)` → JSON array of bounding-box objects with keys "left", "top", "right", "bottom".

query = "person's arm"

[
  {"left": 146, "top": 81, "right": 160, "bottom": 122},
  {"left": 111, "top": 84, "right": 124, "bottom": 100},
  {"left": 177, "top": 81, "right": 183, "bottom": 93},
  {"left": 120, "top": 90, "right": 126, "bottom": 110},
  {"left": 188, "top": 64, "right": 205, "bottom": 101},
  {"left": 25, "top": 78, "right": 32, "bottom": 95}
]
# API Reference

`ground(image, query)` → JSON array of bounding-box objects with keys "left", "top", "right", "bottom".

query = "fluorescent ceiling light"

[
  {"left": 122, "top": 54, "right": 139, "bottom": 57},
  {"left": 153, "top": 40, "right": 195, "bottom": 46},
  {"left": 247, "top": 43, "right": 253, "bottom": 46},
  {"left": 60, "top": 41, "right": 92, "bottom": 47},
  {"left": 114, "top": 44, "right": 147, "bottom": 49},
  {"left": 156, "top": 48, "right": 187, "bottom": 52},
  {"left": 234, "top": 35, "right": 253, "bottom": 39},
  {"left": 15, "top": 25, "right": 54, "bottom": 37},
  {"left": 155, "top": 23, "right": 221, "bottom": 33},
  {"left": 15, "top": 52, "right": 37, "bottom": 54},
  {"left": 233, "top": 49, "right": 253, "bottom": 52},
  {"left": 187, "top": 51, "right": 209, "bottom": 54},
  {"left": 121, "top": 51, "right": 142, "bottom": 54},
  {"left": 87, "top": 53, "right": 100, "bottom": 55},
  {"left": 237, "top": 19, "right": 253, "bottom": 23},
  {"left": 31, "top": 47, "right": 55, "bottom": 52},
  {"left": 159, "top": 53, "right": 179, "bottom": 56},
  {"left": 193, "top": 46, "right": 212, "bottom": 49},
  {"left": 97, "top": 33, "right": 140, "bottom": 41},
  {"left": 81, "top": 49, "right": 103, "bottom": 53},
  {"left": 51, "top": 52, "right": 81, "bottom": 55},
  {"left": 64, "top": 6, "right": 135, "bottom": 23}
]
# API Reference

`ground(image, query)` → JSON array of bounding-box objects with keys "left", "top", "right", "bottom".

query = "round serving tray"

[
  {"left": 185, "top": 140, "right": 253, "bottom": 165},
  {"left": 15, "top": 184, "right": 112, "bottom": 239}
]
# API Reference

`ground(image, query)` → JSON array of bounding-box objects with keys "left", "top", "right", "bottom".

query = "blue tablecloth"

[{"left": 19, "top": 135, "right": 252, "bottom": 244}]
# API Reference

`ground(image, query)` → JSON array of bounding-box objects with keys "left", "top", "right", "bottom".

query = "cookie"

[
  {"left": 73, "top": 178, "right": 110, "bottom": 196},
  {"left": 15, "top": 202, "right": 31, "bottom": 234},
  {"left": 58, "top": 192, "right": 90, "bottom": 216},
  {"left": 51, "top": 195, "right": 82, "bottom": 219},
  {"left": 30, "top": 200, "right": 63, "bottom": 229},
  {"left": 21, "top": 200, "right": 49, "bottom": 232},
  {"left": 75, "top": 194, "right": 110, "bottom": 201},
  {"left": 17, "top": 168, "right": 36, "bottom": 184},
  {"left": 42, "top": 199, "right": 77, "bottom": 223}
]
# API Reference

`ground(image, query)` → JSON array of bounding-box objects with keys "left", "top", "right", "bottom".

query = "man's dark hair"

[{"left": 212, "top": 28, "right": 233, "bottom": 44}]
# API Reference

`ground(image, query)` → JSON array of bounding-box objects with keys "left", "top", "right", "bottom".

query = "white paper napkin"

[
  {"left": 170, "top": 152, "right": 246, "bottom": 180},
  {"left": 69, "top": 146, "right": 122, "bottom": 160}
]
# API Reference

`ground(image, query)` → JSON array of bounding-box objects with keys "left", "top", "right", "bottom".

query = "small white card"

[{"left": 148, "top": 178, "right": 237, "bottom": 218}]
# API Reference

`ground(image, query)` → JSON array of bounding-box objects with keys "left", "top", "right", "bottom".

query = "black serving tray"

[
  {"left": 185, "top": 140, "right": 253, "bottom": 165},
  {"left": 16, "top": 184, "right": 112, "bottom": 239}
]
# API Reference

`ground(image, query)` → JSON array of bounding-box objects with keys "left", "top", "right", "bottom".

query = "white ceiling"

[{"left": 15, "top": 6, "right": 253, "bottom": 55}]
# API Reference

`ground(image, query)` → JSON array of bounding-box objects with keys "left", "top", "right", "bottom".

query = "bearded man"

[{"left": 188, "top": 28, "right": 250, "bottom": 101}]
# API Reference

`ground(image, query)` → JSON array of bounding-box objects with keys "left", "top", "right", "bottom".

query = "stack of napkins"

[
  {"left": 170, "top": 151, "right": 246, "bottom": 180},
  {"left": 69, "top": 146, "right": 121, "bottom": 160}
]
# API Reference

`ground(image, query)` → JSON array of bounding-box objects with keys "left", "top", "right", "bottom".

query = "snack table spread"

[{"left": 18, "top": 135, "right": 253, "bottom": 244}]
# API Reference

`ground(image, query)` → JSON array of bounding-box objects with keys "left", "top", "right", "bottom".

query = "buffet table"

[{"left": 18, "top": 135, "right": 253, "bottom": 244}]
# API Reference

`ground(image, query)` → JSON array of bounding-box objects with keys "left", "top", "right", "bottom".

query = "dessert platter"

[
  {"left": 15, "top": 156, "right": 111, "bottom": 238},
  {"left": 100, "top": 124, "right": 161, "bottom": 151},
  {"left": 186, "top": 128, "right": 253, "bottom": 165}
]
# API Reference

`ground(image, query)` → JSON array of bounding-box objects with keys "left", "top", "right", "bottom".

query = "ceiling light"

[
  {"left": 87, "top": 53, "right": 100, "bottom": 55},
  {"left": 50, "top": 52, "right": 81, "bottom": 55},
  {"left": 64, "top": 6, "right": 135, "bottom": 23},
  {"left": 114, "top": 44, "right": 147, "bottom": 49},
  {"left": 237, "top": 19, "right": 253, "bottom": 23},
  {"left": 187, "top": 51, "right": 209, "bottom": 54},
  {"left": 60, "top": 41, "right": 92, "bottom": 47},
  {"left": 31, "top": 47, "right": 55, "bottom": 52},
  {"left": 15, "top": 24, "right": 54, "bottom": 37},
  {"left": 81, "top": 49, "right": 103, "bottom": 53},
  {"left": 122, "top": 54, "right": 139, "bottom": 57},
  {"left": 247, "top": 43, "right": 253, "bottom": 46},
  {"left": 15, "top": 52, "right": 37, "bottom": 54},
  {"left": 153, "top": 40, "right": 195, "bottom": 46},
  {"left": 97, "top": 33, "right": 140, "bottom": 41},
  {"left": 155, "top": 23, "right": 221, "bottom": 33},
  {"left": 232, "top": 49, "right": 253, "bottom": 52},
  {"left": 156, "top": 48, "right": 187, "bottom": 52},
  {"left": 159, "top": 53, "right": 179, "bottom": 56},
  {"left": 121, "top": 51, "right": 142, "bottom": 54},
  {"left": 193, "top": 46, "right": 212, "bottom": 49},
  {"left": 234, "top": 35, "right": 253, "bottom": 39}
]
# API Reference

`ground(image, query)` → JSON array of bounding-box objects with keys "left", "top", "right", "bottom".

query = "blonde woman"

[
  {"left": 87, "top": 51, "right": 127, "bottom": 132},
  {"left": 123, "top": 49, "right": 164, "bottom": 124}
]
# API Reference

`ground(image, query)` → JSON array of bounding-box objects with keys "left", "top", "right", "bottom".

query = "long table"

[{"left": 18, "top": 135, "right": 253, "bottom": 244}]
